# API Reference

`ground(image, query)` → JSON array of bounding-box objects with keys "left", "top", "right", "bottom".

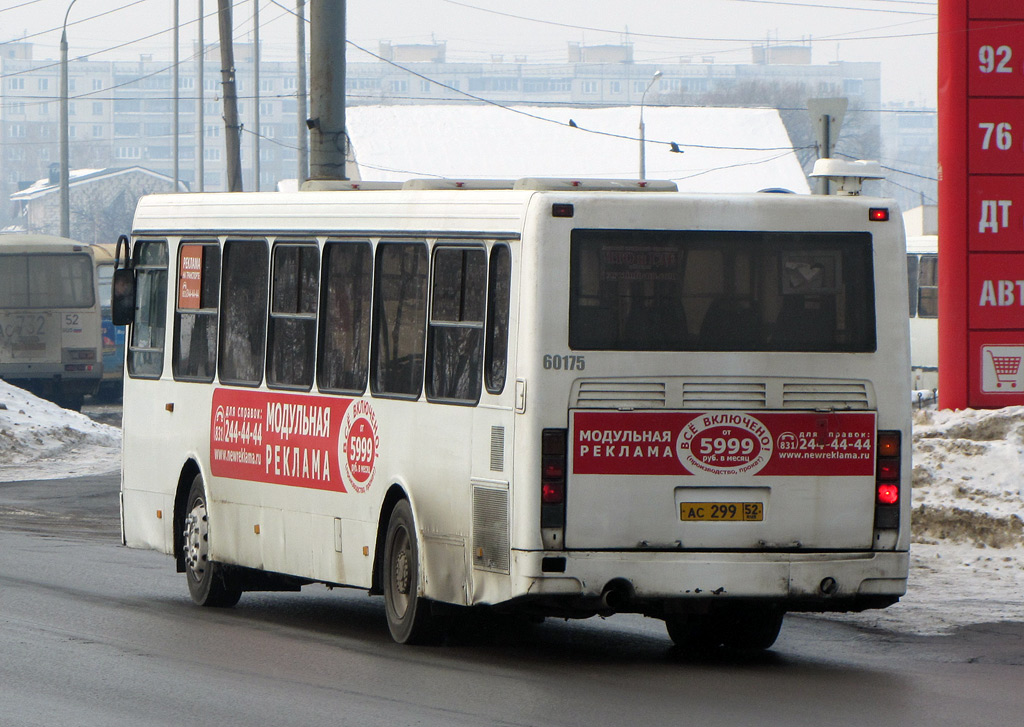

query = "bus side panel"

[{"left": 121, "top": 377, "right": 206, "bottom": 555}]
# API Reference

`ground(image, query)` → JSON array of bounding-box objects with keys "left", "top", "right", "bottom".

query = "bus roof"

[
  {"left": 131, "top": 182, "right": 900, "bottom": 237},
  {"left": 0, "top": 233, "right": 91, "bottom": 252}
]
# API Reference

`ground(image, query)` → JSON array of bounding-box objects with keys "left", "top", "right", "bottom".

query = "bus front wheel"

[
  {"left": 183, "top": 475, "right": 242, "bottom": 608},
  {"left": 382, "top": 500, "right": 438, "bottom": 644}
]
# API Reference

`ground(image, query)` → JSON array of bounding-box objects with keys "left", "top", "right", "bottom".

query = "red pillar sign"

[{"left": 940, "top": 0, "right": 1024, "bottom": 407}]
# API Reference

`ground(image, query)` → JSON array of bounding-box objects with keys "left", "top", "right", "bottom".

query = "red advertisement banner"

[
  {"left": 968, "top": 21, "right": 1024, "bottom": 97},
  {"left": 967, "top": 253, "right": 1024, "bottom": 328},
  {"left": 968, "top": 98, "right": 1024, "bottom": 175},
  {"left": 210, "top": 389, "right": 381, "bottom": 493},
  {"left": 968, "top": 176, "right": 1024, "bottom": 251},
  {"left": 178, "top": 245, "right": 204, "bottom": 310},
  {"left": 969, "top": 331, "right": 1024, "bottom": 407},
  {"left": 968, "top": 1, "right": 1024, "bottom": 20},
  {"left": 571, "top": 411, "right": 876, "bottom": 477}
]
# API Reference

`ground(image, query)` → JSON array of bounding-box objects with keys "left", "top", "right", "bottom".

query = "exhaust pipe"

[{"left": 600, "top": 579, "right": 635, "bottom": 612}]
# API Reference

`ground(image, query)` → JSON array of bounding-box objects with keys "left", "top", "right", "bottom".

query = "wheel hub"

[
  {"left": 394, "top": 549, "right": 410, "bottom": 595},
  {"left": 183, "top": 501, "right": 210, "bottom": 580}
]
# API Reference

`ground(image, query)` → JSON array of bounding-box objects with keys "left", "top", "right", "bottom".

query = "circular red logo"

[
  {"left": 340, "top": 399, "right": 379, "bottom": 493},
  {"left": 676, "top": 413, "right": 773, "bottom": 475},
  {"left": 689, "top": 425, "right": 763, "bottom": 468},
  {"left": 346, "top": 417, "right": 376, "bottom": 484}
]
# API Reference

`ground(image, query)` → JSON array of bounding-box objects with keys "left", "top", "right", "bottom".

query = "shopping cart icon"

[
  {"left": 982, "top": 346, "right": 1024, "bottom": 392},
  {"left": 989, "top": 350, "right": 1021, "bottom": 388}
]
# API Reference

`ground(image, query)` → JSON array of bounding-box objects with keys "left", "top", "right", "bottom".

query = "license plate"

[{"left": 680, "top": 502, "right": 763, "bottom": 522}]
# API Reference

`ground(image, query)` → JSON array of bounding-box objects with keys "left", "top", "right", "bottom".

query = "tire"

[
  {"left": 665, "top": 614, "right": 725, "bottom": 652},
  {"left": 719, "top": 607, "right": 784, "bottom": 650},
  {"left": 382, "top": 500, "right": 438, "bottom": 644},
  {"left": 183, "top": 475, "right": 241, "bottom": 608}
]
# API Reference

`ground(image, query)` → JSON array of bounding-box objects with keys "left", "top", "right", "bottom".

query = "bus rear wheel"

[
  {"left": 382, "top": 500, "right": 439, "bottom": 644},
  {"left": 665, "top": 607, "right": 784, "bottom": 651},
  {"left": 183, "top": 475, "right": 241, "bottom": 608}
]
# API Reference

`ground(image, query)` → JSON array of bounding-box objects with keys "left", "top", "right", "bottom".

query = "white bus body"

[
  {"left": 0, "top": 234, "right": 102, "bottom": 410},
  {"left": 906, "top": 235, "right": 938, "bottom": 393},
  {"left": 118, "top": 181, "right": 911, "bottom": 647}
]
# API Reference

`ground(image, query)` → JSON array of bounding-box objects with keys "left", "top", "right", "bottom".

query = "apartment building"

[{"left": 2, "top": 39, "right": 886, "bottom": 230}]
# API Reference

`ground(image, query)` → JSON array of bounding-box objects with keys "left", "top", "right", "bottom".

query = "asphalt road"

[{"left": 1, "top": 472, "right": 1022, "bottom": 727}]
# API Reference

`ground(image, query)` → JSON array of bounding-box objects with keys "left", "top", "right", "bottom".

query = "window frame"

[
  {"left": 266, "top": 240, "right": 320, "bottom": 391},
  {"left": 172, "top": 240, "right": 221, "bottom": 383},
  {"left": 484, "top": 243, "right": 512, "bottom": 395},
  {"left": 370, "top": 240, "right": 429, "bottom": 400},
  {"left": 317, "top": 239, "right": 373, "bottom": 396},
  {"left": 425, "top": 243, "right": 488, "bottom": 405},
  {"left": 127, "top": 239, "right": 169, "bottom": 380},
  {"left": 217, "top": 238, "right": 270, "bottom": 387}
]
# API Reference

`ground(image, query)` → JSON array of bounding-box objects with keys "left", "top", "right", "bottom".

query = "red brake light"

[
  {"left": 869, "top": 207, "right": 890, "bottom": 222},
  {"left": 542, "top": 481, "right": 565, "bottom": 504},
  {"left": 877, "top": 483, "right": 899, "bottom": 505}
]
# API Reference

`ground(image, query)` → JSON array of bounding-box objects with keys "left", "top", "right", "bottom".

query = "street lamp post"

[
  {"left": 60, "top": 0, "right": 79, "bottom": 239},
  {"left": 638, "top": 70, "right": 662, "bottom": 181}
]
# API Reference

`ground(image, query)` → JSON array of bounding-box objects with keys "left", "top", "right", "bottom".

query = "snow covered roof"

[
  {"left": 10, "top": 166, "right": 188, "bottom": 201},
  {"left": 345, "top": 105, "right": 811, "bottom": 194}
]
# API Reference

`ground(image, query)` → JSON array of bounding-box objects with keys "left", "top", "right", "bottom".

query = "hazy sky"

[{"left": 1, "top": 0, "right": 939, "bottom": 105}]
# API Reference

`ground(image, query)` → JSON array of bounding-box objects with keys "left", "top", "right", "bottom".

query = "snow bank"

[
  {"left": 0, "top": 381, "right": 121, "bottom": 481},
  {"left": 815, "top": 407, "right": 1024, "bottom": 635}
]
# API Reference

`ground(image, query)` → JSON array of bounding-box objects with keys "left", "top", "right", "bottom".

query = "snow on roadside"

[
  {"left": 0, "top": 381, "right": 120, "bottom": 481},
  {"left": 814, "top": 406, "right": 1024, "bottom": 635}
]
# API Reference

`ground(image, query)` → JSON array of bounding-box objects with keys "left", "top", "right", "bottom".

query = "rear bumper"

[{"left": 509, "top": 549, "right": 908, "bottom": 615}]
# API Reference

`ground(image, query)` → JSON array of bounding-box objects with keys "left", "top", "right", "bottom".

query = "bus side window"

[
  {"left": 371, "top": 242, "right": 428, "bottom": 398},
  {"left": 127, "top": 240, "right": 169, "bottom": 379},
  {"left": 318, "top": 241, "right": 372, "bottom": 394},
  {"left": 906, "top": 254, "right": 919, "bottom": 317},
  {"left": 218, "top": 239, "right": 269, "bottom": 386},
  {"left": 485, "top": 244, "right": 511, "bottom": 394},
  {"left": 173, "top": 242, "right": 220, "bottom": 382},
  {"left": 427, "top": 245, "right": 486, "bottom": 403},
  {"left": 267, "top": 242, "right": 319, "bottom": 389},
  {"left": 917, "top": 254, "right": 937, "bottom": 318}
]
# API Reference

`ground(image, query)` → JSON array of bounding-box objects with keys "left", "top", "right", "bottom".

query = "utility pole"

[
  {"left": 173, "top": 0, "right": 180, "bottom": 191},
  {"left": 308, "top": 0, "right": 347, "bottom": 181},
  {"left": 808, "top": 97, "right": 847, "bottom": 195},
  {"left": 296, "top": 0, "right": 308, "bottom": 185},
  {"left": 252, "top": 0, "right": 260, "bottom": 190},
  {"left": 197, "top": 0, "right": 204, "bottom": 191},
  {"left": 218, "top": 0, "right": 243, "bottom": 191}
]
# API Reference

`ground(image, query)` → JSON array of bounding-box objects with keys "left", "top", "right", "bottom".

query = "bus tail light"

[
  {"left": 541, "top": 429, "right": 567, "bottom": 529},
  {"left": 874, "top": 430, "right": 901, "bottom": 531}
]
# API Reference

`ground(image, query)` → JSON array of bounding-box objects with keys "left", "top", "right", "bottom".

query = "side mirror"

[{"left": 111, "top": 267, "right": 136, "bottom": 326}]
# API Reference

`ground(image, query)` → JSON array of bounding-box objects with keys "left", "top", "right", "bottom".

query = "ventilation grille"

[
  {"left": 472, "top": 486, "right": 510, "bottom": 573},
  {"left": 782, "top": 382, "right": 869, "bottom": 410},
  {"left": 575, "top": 380, "right": 667, "bottom": 409},
  {"left": 681, "top": 382, "right": 767, "bottom": 409},
  {"left": 489, "top": 426, "right": 505, "bottom": 472}
]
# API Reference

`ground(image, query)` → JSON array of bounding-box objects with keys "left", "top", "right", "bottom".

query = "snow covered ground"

[{"left": 0, "top": 380, "right": 1020, "bottom": 636}]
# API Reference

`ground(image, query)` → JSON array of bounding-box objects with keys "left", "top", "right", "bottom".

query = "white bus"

[
  {"left": 116, "top": 179, "right": 911, "bottom": 648},
  {"left": 91, "top": 242, "right": 126, "bottom": 400},
  {"left": 0, "top": 234, "right": 103, "bottom": 410},
  {"left": 906, "top": 235, "right": 938, "bottom": 393}
]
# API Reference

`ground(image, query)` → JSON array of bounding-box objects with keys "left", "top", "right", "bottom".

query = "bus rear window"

[
  {"left": 569, "top": 229, "right": 876, "bottom": 352},
  {"left": 0, "top": 253, "right": 94, "bottom": 309}
]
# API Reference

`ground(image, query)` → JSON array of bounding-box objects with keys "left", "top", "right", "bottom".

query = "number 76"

[{"left": 979, "top": 122, "right": 1013, "bottom": 151}]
